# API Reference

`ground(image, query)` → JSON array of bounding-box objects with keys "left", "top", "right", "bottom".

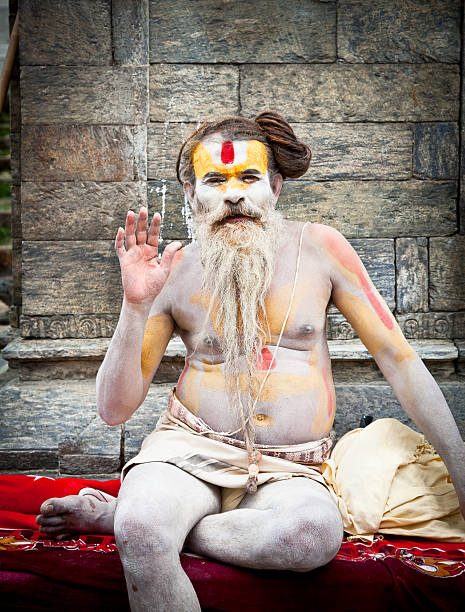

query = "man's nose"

[{"left": 224, "top": 194, "right": 245, "bottom": 207}]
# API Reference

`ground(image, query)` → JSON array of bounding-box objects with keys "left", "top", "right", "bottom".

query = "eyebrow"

[{"left": 202, "top": 169, "right": 263, "bottom": 179}]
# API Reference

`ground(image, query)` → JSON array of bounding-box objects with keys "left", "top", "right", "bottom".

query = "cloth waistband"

[{"left": 164, "top": 388, "right": 334, "bottom": 466}]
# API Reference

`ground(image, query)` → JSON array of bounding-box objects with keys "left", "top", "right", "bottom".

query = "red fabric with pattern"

[{"left": 0, "top": 475, "right": 464, "bottom": 611}]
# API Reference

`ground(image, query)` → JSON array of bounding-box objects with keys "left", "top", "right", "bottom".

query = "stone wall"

[
  {"left": 3, "top": 0, "right": 465, "bottom": 473},
  {"left": 11, "top": 0, "right": 464, "bottom": 345}
]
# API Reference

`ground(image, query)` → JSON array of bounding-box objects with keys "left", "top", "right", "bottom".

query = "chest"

[{"left": 171, "top": 249, "right": 332, "bottom": 353}]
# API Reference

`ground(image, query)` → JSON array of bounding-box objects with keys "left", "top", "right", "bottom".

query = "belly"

[{"left": 175, "top": 346, "right": 335, "bottom": 445}]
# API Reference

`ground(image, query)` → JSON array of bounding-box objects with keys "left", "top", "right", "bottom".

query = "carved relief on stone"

[{"left": 20, "top": 315, "right": 118, "bottom": 339}]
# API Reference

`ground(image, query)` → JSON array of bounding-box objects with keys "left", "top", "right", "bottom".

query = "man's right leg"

[{"left": 115, "top": 461, "right": 221, "bottom": 612}]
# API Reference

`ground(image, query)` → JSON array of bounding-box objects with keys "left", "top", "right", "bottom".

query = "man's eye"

[
  {"left": 242, "top": 175, "right": 259, "bottom": 183},
  {"left": 205, "top": 177, "right": 224, "bottom": 185}
]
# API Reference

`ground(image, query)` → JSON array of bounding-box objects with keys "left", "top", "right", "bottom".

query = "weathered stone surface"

[
  {"left": 397, "top": 312, "right": 465, "bottom": 339},
  {"left": 9, "top": 64, "right": 20, "bottom": 134},
  {"left": 278, "top": 180, "right": 456, "bottom": 238},
  {"left": 413, "top": 122, "right": 459, "bottom": 179},
  {"left": 240, "top": 64, "right": 459, "bottom": 122},
  {"left": 292, "top": 123, "right": 412, "bottom": 180},
  {"left": 10, "top": 132, "right": 20, "bottom": 185},
  {"left": 149, "top": 64, "right": 239, "bottom": 122},
  {"left": 21, "top": 181, "right": 147, "bottom": 240},
  {"left": 148, "top": 122, "right": 197, "bottom": 180},
  {"left": 338, "top": 0, "right": 460, "bottom": 63},
  {"left": 329, "top": 339, "right": 457, "bottom": 362},
  {"left": 21, "top": 125, "right": 144, "bottom": 182},
  {"left": 19, "top": 0, "right": 112, "bottom": 65},
  {"left": 149, "top": 179, "right": 457, "bottom": 241},
  {"left": 430, "top": 236, "right": 465, "bottom": 311},
  {"left": 21, "top": 66, "right": 149, "bottom": 125},
  {"left": 124, "top": 383, "right": 172, "bottom": 461},
  {"left": 148, "top": 180, "right": 194, "bottom": 242},
  {"left": 147, "top": 122, "right": 413, "bottom": 182},
  {"left": 11, "top": 182, "right": 21, "bottom": 240},
  {"left": 58, "top": 414, "right": 121, "bottom": 475},
  {"left": 456, "top": 340, "right": 465, "bottom": 375},
  {"left": 22, "top": 241, "right": 122, "bottom": 315},
  {"left": 113, "top": 0, "right": 149, "bottom": 66},
  {"left": 333, "top": 382, "right": 465, "bottom": 439},
  {"left": 396, "top": 237, "right": 428, "bottom": 313},
  {"left": 12, "top": 238, "right": 21, "bottom": 307},
  {"left": 2, "top": 337, "right": 110, "bottom": 361},
  {"left": 17, "top": 361, "right": 101, "bottom": 381},
  {"left": 327, "top": 314, "right": 357, "bottom": 340},
  {"left": 148, "top": 0, "right": 335, "bottom": 63},
  {"left": 20, "top": 314, "right": 118, "bottom": 339},
  {"left": 0, "top": 377, "right": 106, "bottom": 444},
  {"left": 0, "top": 377, "right": 121, "bottom": 472}
]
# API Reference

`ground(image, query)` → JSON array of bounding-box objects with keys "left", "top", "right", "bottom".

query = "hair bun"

[{"left": 254, "top": 111, "right": 311, "bottom": 179}]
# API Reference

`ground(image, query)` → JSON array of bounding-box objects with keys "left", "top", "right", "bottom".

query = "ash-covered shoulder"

[{"left": 163, "top": 240, "right": 202, "bottom": 285}]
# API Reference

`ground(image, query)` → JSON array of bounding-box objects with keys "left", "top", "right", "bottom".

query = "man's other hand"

[{"left": 115, "top": 207, "right": 182, "bottom": 306}]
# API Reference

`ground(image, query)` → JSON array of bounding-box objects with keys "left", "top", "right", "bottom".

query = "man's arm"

[
  {"left": 96, "top": 207, "right": 181, "bottom": 426},
  {"left": 316, "top": 225, "right": 465, "bottom": 517}
]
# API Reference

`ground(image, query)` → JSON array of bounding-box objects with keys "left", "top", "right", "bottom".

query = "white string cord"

[{"left": 196, "top": 221, "right": 309, "bottom": 438}]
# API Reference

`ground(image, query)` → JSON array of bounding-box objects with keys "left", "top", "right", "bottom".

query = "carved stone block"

[
  {"left": 240, "top": 64, "right": 459, "bottom": 122},
  {"left": 21, "top": 181, "right": 147, "bottom": 240},
  {"left": 22, "top": 241, "right": 123, "bottom": 315},
  {"left": 19, "top": 0, "right": 112, "bottom": 65},
  {"left": 21, "top": 125, "right": 144, "bottom": 182},
  {"left": 396, "top": 238, "right": 428, "bottom": 313},
  {"left": 20, "top": 315, "right": 118, "bottom": 339},
  {"left": 338, "top": 0, "right": 460, "bottom": 63},
  {"left": 148, "top": 0, "right": 336, "bottom": 63},
  {"left": 278, "top": 180, "right": 456, "bottom": 238},
  {"left": 148, "top": 122, "right": 197, "bottom": 181},
  {"left": 292, "top": 123, "right": 412, "bottom": 181},
  {"left": 149, "top": 64, "right": 239, "bottom": 122},
  {"left": 413, "top": 122, "right": 459, "bottom": 179},
  {"left": 396, "top": 312, "right": 465, "bottom": 339},
  {"left": 113, "top": 0, "right": 149, "bottom": 66},
  {"left": 430, "top": 236, "right": 465, "bottom": 311},
  {"left": 21, "top": 66, "right": 149, "bottom": 125}
]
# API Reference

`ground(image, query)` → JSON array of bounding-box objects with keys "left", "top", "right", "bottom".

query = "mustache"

[{"left": 198, "top": 200, "right": 266, "bottom": 227}]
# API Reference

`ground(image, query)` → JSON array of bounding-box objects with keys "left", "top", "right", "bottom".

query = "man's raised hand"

[{"left": 115, "top": 207, "right": 182, "bottom": 306}]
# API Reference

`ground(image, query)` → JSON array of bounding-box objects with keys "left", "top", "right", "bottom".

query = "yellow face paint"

[
  {"left": 192, "top": 139, "right": 268, "bottom": 190},
  {"left": 140, "top": 313, "right": 174, "bottom": 379}
]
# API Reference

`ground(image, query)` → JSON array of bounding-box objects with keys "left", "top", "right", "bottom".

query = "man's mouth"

[{"left": 223, "top": 214, "right": 255, "bottom": 223}]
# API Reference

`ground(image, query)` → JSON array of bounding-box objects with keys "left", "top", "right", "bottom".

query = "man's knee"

[
  {"left": 114, "top": 501, "right": 178, "bottom": 563},
  {"left": 273, "top": 507, "right": 343, "bottom": 571}
]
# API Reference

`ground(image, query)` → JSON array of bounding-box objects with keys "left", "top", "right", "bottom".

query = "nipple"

[{"left": 302, "top": 324, "right": 314, "bottom": 334}]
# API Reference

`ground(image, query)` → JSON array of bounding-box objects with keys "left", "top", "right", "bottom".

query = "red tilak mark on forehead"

[{"left": 221, "top": 140, "right": 234, "bottom": 165}]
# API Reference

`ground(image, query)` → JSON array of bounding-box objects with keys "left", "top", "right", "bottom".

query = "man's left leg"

[{"left": 186, "top": 477, "right": 343, "bottom": 571}]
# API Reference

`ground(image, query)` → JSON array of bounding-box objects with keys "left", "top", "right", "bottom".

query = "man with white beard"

[{"left": 36, "top": 112, "right": 465, "bottom": 611}]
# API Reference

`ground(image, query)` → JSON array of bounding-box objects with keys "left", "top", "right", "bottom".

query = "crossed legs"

[
  {"left": 37, "top": 462, "right": 343, "bottom": 611},
  {"left": 115, "top": 463, "right": 343, "bottom": 611}
]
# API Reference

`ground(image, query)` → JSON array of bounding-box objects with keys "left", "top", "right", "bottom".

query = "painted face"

[{"left": 191, "top": 138, "right": 275, "bottom": 222}]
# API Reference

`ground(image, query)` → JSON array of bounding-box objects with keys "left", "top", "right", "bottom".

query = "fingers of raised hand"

[
  {"left": 115, "top": 227, "right": 126, "bottom": 259},
  {"left": 135, "top": 206, "right": 148, "bottom": 245},
  {"left": 159, "top": 241, "right": 182, "bottom": 271},
  {"left": 124, "top": 209, "right": 137, "bottom": 250},
  {"left": 147, "top": 211, "right": 161, "bottom": 251}
]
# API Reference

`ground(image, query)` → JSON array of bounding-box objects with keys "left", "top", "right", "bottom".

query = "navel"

[{"left": 253, "top": 413, "right": 275, "bottom": 427}]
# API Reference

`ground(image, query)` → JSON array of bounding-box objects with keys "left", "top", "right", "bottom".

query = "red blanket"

[{"left": 0, "top": 475, "right": 464, "bottom": 611}]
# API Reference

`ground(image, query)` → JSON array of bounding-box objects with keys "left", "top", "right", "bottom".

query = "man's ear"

[
  {"left": 183, "top": 181, "right": 195, "bottom": 205},
  {"left": 271, "top": 173, "right": 283, "bottom": 200}
]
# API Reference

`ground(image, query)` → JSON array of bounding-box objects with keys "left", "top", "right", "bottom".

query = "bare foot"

[{"left": 36, "top": 487, "right": 116, "bottom": 539}]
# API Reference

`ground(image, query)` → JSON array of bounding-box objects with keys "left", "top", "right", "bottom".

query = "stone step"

[
  {"left": 0, "top": 376, "right": 463, "bottom": 477},
  {"left": 2, "top": 336, "right": 460, "bottom": 381}
]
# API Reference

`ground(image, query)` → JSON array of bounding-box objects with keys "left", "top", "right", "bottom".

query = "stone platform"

[{"left": 0, "top": 334, "right": 464, "bottom": 478}]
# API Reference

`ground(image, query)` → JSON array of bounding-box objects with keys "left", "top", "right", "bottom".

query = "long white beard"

[{"left": 194, "top": 199, "right": 283, "bottom": 451}]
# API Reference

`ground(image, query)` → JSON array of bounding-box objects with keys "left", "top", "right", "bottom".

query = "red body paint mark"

[
  {"left": 221, "top": 140, "right": 234, "bottom": 165},
  {"left": 178, "top": 358, "right": 190, "bottom": 388},
  {"left": 322, "top": 369, "right": 333, "bottom": 418},
  {"left": 257, "top": 347, "right": 276, "bottom": 371},
  {"left": 327, "top": 232, "right": 394, "bottom": 330}
]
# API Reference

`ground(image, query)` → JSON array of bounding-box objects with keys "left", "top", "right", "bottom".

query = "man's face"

[{"left": 186, "top": 137, "right": 282, "bottom": 226}]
